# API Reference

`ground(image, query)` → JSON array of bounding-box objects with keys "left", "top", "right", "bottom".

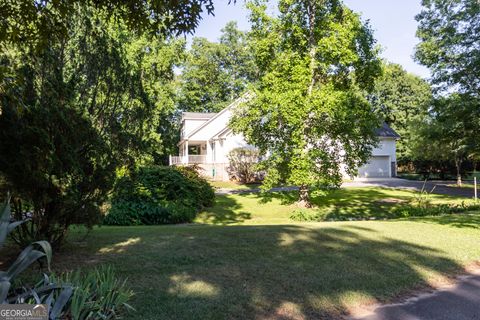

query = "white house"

[{"left": 170, "top": 97, "right": 400, "bottom": 181}]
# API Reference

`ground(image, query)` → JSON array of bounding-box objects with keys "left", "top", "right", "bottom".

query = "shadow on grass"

[
  {"left": 412, "top": 212, "right": 480, "bottom": 229},
  {"left": 50, "top": 222, "right": 472, "bottom": 320},
  {"left": 210, "top": 181, "right": 262, "bottom": 190},
  {"left": 256, "top": 188, "right": 412, "bottom": 221},
  {"left": 196, "top": 195, "right": 251, "bottom": 225}
]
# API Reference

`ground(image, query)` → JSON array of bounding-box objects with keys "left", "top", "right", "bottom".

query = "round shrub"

[{"left": 104, "top": 166, "right": 215, "bottom": 225}]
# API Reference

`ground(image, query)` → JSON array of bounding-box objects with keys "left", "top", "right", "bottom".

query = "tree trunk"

[
  {"left": 455, "top": 158, "right": 462, "bottom": 187},
  {"left": 297, "top": 185, "right": 312, "bottom": 208},
  {"left": 297, "top": 0, "right": 318, "bottom": 209},
  {"left": 307, "top": 0, "right": 318, "bottom": 95}
]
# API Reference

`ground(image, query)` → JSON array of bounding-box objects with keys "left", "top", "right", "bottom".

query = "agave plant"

[
  {"left": 0, "top": 197, "right": 72, "bottom": 318},
  {"left": 1, "top": 197, "right": 133, "bottom": 319}
]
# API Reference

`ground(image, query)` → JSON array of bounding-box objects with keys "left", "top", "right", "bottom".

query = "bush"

[
  {"left": 176, "top": 165, "right": 215, "bottom": 208},
  {"left": 0, "top": 103, "right": 115, "bottom": 246},
  {"left": 289, "top": 208, "right": 319, "bottom": 221},
  {"left": 227, "top": 147, "right": 261, "bottom": 183},
  {"left": 390, "top": 202, "right": 480, "bottom": 218},
  {"left": 104, "top": 166, "right": 215, "bottom": 226}
]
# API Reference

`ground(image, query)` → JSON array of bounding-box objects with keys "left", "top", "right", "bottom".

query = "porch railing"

[{"left": 169, "top": 155, "right": 207, "bottom": 165}]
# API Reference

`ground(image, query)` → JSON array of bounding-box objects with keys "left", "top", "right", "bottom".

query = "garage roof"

[{"left": 376, "top": 122, "right": 400, "bottom": 138}]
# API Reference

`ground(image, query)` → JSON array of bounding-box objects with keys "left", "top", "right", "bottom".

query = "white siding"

[
  {"left": 218, "top": 133, "right": 250, "bottom": 162},
  {"left": 371, "top": 138, "right": 396, "bottom": 161},
  {"left": 189, "top": 110, "right": 233, "bottom": 141},
  {"left": 183, "top": 119, "right": 209, "bottom": 137}
]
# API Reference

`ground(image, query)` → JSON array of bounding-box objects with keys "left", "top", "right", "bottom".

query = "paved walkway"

[
  {"left": 355, "top": 273, "right": 480, "bottom": 320},
  {"left": 216, "top": 178, "right": 477, "bottom": 199}
]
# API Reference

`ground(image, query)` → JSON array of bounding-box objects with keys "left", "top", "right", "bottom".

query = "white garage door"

[{"left": 357, "top": 156, "right": 390, "bottom": 178}]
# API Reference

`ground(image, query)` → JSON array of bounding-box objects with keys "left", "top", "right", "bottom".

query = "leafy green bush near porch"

[{"left": 104, "top": 166, "right": 215, "bottom": 226}]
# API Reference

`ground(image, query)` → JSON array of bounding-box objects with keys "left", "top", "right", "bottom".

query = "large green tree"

[
  {"left": 414, "top": 0, "right": 480, "bottom": 182},
  {"left": 231, "top": 0, "right": 382, "bottom": 206},
  {"left": 178, "top": 21, "right": 257, "bottom": 112},
  {"left": 411, "top": 94, "right": 478, "bottom": 185},
  {"left": 371, "top": 63, "right": 432, "bottom": 161},
  {"left": 0, "top": 5, "right": 183, "bottom": 244},
  {"left": 415, "top": 0, "right": 479, "bottom": 96}
]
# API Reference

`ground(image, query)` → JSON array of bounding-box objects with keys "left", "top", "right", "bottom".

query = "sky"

[{"left": 188, "top": 0, "right": 431, "bottom": 79}]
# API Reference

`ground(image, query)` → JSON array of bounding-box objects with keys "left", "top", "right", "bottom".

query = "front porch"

[
  {"left": 169, "top": 140, "right": 211, "bottom": 165},
  {"left": 169, "top": 155, "right": 207, "bottom": 165},
  {"left": 169, "top": 139, "right": 230, "bottom": 181}
]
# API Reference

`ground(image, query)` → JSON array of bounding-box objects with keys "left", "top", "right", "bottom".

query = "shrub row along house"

[{"left": 170, "top": 97, "right": 400, "bottom": 181}]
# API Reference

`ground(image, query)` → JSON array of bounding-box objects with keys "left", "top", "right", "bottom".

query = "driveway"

[
  {"left": 344, "top": 178, "right": 476, "bottom": 198},
  {"left": 216, "top": 178, "right": 476, "bottom": 198},
  {"left": 354, "top": 272, "right": 480, "bottom": 320}
]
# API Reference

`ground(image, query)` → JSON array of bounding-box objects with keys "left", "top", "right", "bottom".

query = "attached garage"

[{"left": 357, "top": 156, "right": 391, "bottom": 178}]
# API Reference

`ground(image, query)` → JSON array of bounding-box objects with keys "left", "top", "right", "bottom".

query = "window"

[{"left": 188, "top": 145, "right": 200, "bottom": 155}]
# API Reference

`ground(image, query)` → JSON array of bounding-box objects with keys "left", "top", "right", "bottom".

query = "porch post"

[{"left": 185, "top": 140, "right": 189, "bottom": 165}]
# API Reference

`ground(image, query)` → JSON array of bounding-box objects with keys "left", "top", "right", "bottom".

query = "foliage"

[
  {"left": 227, "top": 147, "right": 261, "bottom": 183},
  {"left": 51, "top": 266, "right": 133, "bottom": 319},
  {"left": 104, "top": 166, "right": 215, "bottom": 226},
  {"left": 0, "top": 99, "right": 114, "bottom": 246},
  {"left": 0, "top": 5, "right": 184, "bottom": 244},
  {"left": 175, "top": 165, "right": 216, "bottom": 208},
  {"left": 0, "top": 200, "right": 53, "bottom": 303},
  {"left": 178, "top": 21, "right": 257, "bottom": 112},
  {"left": 415, "top": 0, "right": 479, "bottom": 97},
  {"left": 0, "top": 198, "right": 132, "bottom": 318},
  {"left": 231, "top": 0, "right": 382, "bottom": 206},
  {"left": 410, "top": 94, "right": 479, "bottom": 185},
  {"left": 413, "top": 0, "right": 480, "bottom": 183},
  {"left": 289, "top": 208, "right": 317, "bottom": 222},
  {"left": 371, "top": 63, "right": 432, "bottom": 161},
  {"left": 0, "top": 0, "right": 216, "bottom": 48}
]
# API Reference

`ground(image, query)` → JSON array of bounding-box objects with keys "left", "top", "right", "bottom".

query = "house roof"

[
  {"left": 181, "top": 94, "right": 400, "bottom": 142},
  {"left": 183, "top": 92, "right": 252, "bottom": 141},
  {"left": 182, "top": 112, "right": 217, "bottom": 120},
  {"left": 375, "top": 122, "right": 400, "bottom": 139},
  {"left": 212, "top": 126, "right": 232, "bottom": 140}
]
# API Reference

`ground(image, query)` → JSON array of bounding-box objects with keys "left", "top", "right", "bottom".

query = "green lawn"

[
  {"left": 208, "top": 180, "right": 261, "bottom": 190},
  {"left": 55, "top": 214, "right": 480, "bottom": 319},
  {"left": 6, "top": 187, "right": 480, "bottom": 319},
  {"left": 197, "top": 187, "right": 471, "bottom": 224}
]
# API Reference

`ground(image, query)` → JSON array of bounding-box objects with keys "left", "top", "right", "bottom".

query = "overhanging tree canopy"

[{"left": 0, "top": 0, "right": 217, "bottom": 46}]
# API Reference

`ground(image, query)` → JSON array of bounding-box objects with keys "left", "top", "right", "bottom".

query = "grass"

[
  {"left": 52, "top": 213, "right": 480, "bottom": 319},
  {"left": 3, "top": 187, "right": 480, "bottom": 319},
  {"left": 208, "top": 180, "right": 261, "bottom": 190},
  {"left": 448, "top": 178, "right": 480, "bottom": 189},
  {"left": 196, "top": 187, "right": 471, "bottom": 224}
]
